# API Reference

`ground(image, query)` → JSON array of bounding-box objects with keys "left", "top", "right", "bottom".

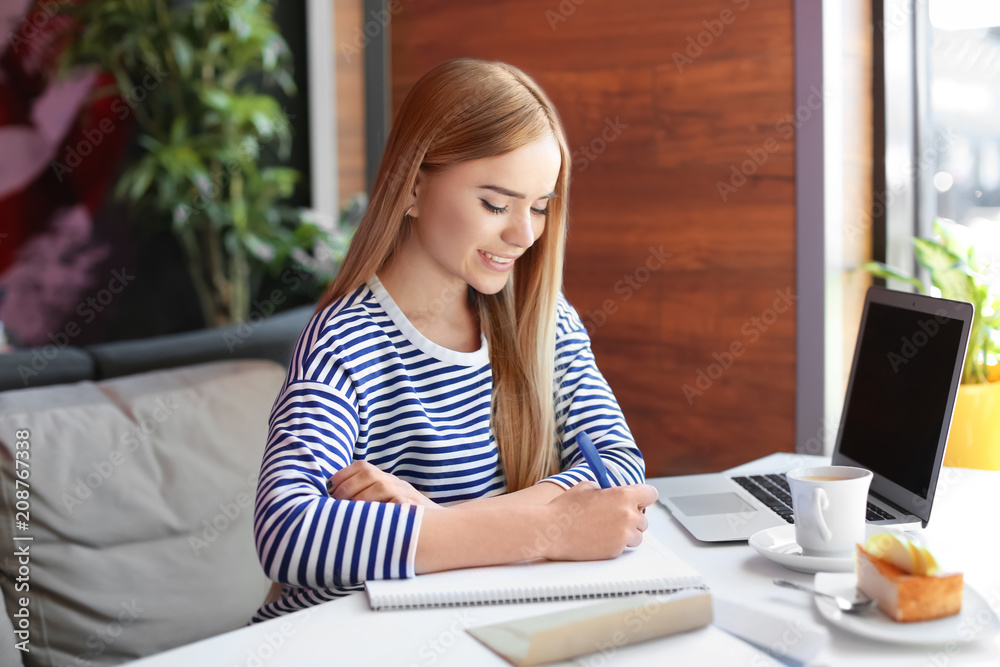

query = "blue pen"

[{"left": 576, "top": 431, "right": 611, "bottom": 489}]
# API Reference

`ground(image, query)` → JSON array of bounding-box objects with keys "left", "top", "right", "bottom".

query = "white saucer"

[
  {"left": 748, "top": 524, "right": 887, "bottom": 574},
  {"left": 814, "top": 572, "right": 1000, "bottom": 645}
]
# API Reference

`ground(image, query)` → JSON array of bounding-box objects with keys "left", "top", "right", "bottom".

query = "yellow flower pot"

[{"left": 943, "top": 381, "right": 1000, "bottom": 470}]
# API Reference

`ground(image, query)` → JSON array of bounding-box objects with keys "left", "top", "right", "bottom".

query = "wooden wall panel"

[
  {"left": 334, "top": 0, "right": 366, "bottom": 207},
  {"left": 391, "top": 0, "right": 796, "bottom": 476}
]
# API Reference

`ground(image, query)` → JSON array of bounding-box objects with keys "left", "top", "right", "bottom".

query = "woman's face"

[{"left": 407, "top": 135, "right": 562, "bottom": 296}]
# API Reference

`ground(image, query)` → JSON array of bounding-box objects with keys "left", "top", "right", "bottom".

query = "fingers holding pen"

[
  {"left": 542, "top": 481, "right": 659, "bottom": 560},
  {"left": 630, "top": 485, "right": 653, "bottom": 538},
  {"left": 636, "top": 509, "right": 649, "bottom": 533}
]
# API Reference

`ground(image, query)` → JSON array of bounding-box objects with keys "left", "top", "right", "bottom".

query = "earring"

[{"left": 405, "top": 207, "right": 413, "bottom": 218}]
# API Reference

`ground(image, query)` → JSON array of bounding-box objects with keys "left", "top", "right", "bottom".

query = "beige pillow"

[
  {"left": 0, "top": 360, "right": 284, "bottom": 666},
  {"left": 0, "top": 584, "right": 23, "bottom": 667}
]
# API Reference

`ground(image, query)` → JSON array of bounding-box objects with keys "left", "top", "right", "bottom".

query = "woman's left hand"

[{"left": 327, "top": 460, "right": 439, "bottom": 507}]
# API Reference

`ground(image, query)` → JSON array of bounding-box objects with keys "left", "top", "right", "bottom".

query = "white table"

[{"left": 128, "top": 453, "right": 1000, "bottom": 666}]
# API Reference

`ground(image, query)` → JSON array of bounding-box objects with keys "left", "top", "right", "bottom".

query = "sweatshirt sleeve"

[
  {"left": 253, "top": 363, "right": 424, "bottom": 590},
  {"left": 540, "top": 295, "right": 647, "bottom": 490}
]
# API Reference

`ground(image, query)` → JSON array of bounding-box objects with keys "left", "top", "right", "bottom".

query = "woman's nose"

[{"left": 501, "top": 210, "right": 536, "bottom": 249}]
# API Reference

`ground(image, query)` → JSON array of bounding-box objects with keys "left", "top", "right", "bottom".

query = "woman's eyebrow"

[{"left": 478, "top": 185, "right": 556, "bottom": 199}]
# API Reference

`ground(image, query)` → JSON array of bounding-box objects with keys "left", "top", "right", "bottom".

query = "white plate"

[
  {"left": 748, "top": 524, "right": 890, "bottom": 574},
  {"left": 814, "top": 572, "right": 1000, "bottom": 645}
]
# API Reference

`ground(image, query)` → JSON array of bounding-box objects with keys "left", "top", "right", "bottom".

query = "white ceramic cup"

[{"left": 786, "top": 465, "right": 873, "bottom": 557}]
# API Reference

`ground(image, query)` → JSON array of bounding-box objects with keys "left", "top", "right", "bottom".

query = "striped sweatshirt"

[{"left": 251, "top": 275, "right": 645, "bottom": 622}]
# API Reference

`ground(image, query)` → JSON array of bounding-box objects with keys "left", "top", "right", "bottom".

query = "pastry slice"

[{"left": 856, "top": 533, "right": 962, "bottom": 623}]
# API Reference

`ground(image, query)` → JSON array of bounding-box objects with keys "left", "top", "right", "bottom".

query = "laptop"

[{"left": 652, "top": 286, "right": 974, "bottom": 542}]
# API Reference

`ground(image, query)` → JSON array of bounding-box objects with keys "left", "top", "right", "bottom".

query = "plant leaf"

[
  {"left": 933, "top": 218, "right": 978, "bottom": 269},
  {"left": 860, "top": 261, "right": 926, "bottom": 292},
  {"left": 914, "top": 239, "right": 977, "bottom": 303},
  {"left": 168, "top": 33, "right": 194, "bottom": 77},
  {"left": 169, "top": 117, "right": 187, "bottom": 146},
  {"left": 128, "top": 158, "right": 157, "bottom": 202},
  {"left": 913, "top": 237, "right": 963, "bottom": 272},
  {"left": 201, "top": 89, "right": 231, "bottom": 111}
]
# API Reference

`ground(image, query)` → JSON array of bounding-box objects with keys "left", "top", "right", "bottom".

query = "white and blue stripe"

[{"left": 251, "top": 276, "right": 645, "bottom": 622}]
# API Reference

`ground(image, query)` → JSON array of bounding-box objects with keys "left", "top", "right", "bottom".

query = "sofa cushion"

[
  {"left": 0, "top": 359, "right": 286, "bottom": 666},
  {"left": 0, "top": 584, "right": 23, "bottom": 667}
]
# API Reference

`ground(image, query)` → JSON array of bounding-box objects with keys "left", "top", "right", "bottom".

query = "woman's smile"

[{"left": 478, "top": 250, "right": 518, "bottom": 271}]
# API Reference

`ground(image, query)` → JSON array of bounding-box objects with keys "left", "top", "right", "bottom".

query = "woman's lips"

[{"left": 479, "top": 250, "right": 516, "bottom": 271}]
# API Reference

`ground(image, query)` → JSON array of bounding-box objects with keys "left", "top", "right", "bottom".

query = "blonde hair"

[{"left": 315, "top": 58, "right": 570, "bottom": 492}]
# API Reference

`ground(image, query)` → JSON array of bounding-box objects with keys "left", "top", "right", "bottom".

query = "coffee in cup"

[{"left": 786, "top": 465, "right": 873, "bottom": 557}]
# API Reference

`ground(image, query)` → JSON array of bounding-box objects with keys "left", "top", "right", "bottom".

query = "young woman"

[{"left": 251, "top": 58, "right": 657, "bottom": 622}]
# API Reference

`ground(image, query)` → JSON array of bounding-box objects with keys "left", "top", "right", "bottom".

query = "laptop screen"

[{"left": 837, "top": 302, "right": 967, "bottom": 500}]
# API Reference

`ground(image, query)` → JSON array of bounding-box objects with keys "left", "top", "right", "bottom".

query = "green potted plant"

[
  {"left": 53, "top": 0, "right": 349, "bottom": 326},
  {"left": 863, "top": 218, "right": 1000, "bottom": 469}
]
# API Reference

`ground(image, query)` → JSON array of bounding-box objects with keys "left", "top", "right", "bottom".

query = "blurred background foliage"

[
  {"left": 54, "top": 0, "right": 353, "bottom": 326},
  {"left": 863, "top": 219, "right": 999, "bottom": 384}
]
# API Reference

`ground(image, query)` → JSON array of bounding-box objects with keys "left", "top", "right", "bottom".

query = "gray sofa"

[{"left": 0, "top": 306, "right": 313, "bottom": 666}]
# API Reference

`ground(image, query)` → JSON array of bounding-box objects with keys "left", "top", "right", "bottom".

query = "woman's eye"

[
  {"left": 531, "top": 207, "right": 549, "bottom": 216},
  {"left": 480, "top": 199, "right": 507, "bottom": 215}
]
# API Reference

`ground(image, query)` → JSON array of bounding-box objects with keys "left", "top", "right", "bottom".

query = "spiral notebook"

[{"left": 364, "top": 534, "right": 705, "bottom": 611}]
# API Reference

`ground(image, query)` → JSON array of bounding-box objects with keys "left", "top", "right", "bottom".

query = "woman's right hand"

[
  {"left": 328, "top": 460, "right": 439, "bottom": 508},
  {"left": 537, "top": 481, "right": 659, "bottom": 561}
]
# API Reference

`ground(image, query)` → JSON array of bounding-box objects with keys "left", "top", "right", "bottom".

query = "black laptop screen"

[{"left": 837, "top": 302, "right": 966, "bottom": 499}]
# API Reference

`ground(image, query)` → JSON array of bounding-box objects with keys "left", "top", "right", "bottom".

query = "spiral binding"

[{"left": 369, "top": 576, "right": 707, "bottom": 611}]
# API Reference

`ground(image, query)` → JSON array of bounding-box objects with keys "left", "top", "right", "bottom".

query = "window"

[
  {"left": 926, "top": 1, "right": 1000, "bottom": 270},
  {"left": 878, "top": 0, "right": 1000, "bottom": 282}
]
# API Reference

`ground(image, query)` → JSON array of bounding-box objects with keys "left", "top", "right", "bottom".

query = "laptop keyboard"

[{"left": 732, "top": 474, "right": 896, "bottom": 524}]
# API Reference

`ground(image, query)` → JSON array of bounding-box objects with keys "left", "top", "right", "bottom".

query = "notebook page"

[{"left": 364, "top": 533, "right": 704, "bottom": 610}]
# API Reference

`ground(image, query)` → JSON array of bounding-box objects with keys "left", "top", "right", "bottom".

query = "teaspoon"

[{"left": 773, "top": 578, "right": 877, "bottom": 613}]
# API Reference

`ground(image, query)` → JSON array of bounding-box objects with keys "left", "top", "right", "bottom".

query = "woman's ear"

[{"left": 406, "top": 171, "right": 423, "bottom": 218}]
